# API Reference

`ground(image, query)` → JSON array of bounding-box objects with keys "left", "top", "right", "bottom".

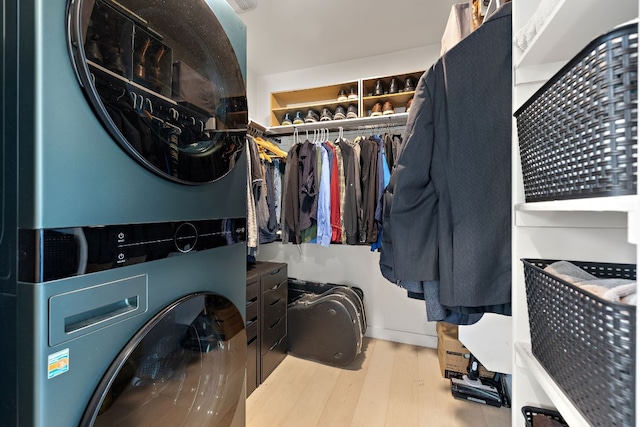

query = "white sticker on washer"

[{"left": 47, "top": 348, "right": 69, "bottom": 379}]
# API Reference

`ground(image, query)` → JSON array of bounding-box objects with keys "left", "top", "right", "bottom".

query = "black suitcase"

[{"left": 287, "top": 278, "right": 366, "bottom": 367}]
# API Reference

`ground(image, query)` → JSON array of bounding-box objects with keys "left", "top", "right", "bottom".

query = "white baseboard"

[{"left": 365, "top": 327, "right": 438, "bottom": 349}]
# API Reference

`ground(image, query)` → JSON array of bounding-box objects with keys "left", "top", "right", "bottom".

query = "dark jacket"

[{"left": 380, "top": 3, "right": 512, "bottom": 309}]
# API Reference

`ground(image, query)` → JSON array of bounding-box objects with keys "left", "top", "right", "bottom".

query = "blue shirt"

[{"left": 315, "top": 144, "right": 332, "bottom": 246}]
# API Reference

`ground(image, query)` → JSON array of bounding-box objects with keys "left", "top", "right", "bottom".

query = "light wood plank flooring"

[{"left": 247, "top": 338, "right": 510, "bottom": 427}]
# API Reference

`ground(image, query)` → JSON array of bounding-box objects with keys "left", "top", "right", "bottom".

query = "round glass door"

[
  {"left": 68, "top": 0, "right": 247, "bottom": 184},
  {"left": 80, "top": 293, "right": 246, "bottom": 426}
]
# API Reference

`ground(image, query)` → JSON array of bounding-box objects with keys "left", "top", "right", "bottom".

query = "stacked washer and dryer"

[{"left": 1, "top": 0, "right": 249, "bottom": 425}]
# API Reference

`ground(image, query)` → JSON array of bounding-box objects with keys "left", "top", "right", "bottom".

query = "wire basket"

[
  {"left": 514, "top": 23, "right": 637, "bottom": 202},
  {"left": 522, "top": 406, "right": 568, "bottom": 427},
  {"left": 522, "top": 259, "right": 636, "bottom": 426}
]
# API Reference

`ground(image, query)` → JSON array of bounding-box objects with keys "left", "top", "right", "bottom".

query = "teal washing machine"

[{"left": 0, "top": 0, "right": 249, "bottom": 425}]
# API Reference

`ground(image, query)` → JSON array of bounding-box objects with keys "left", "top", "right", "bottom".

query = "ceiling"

[{"left": 233, "top": 0, "right": 461, "bottom": 76}]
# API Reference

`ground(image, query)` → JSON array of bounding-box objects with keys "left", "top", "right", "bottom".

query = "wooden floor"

[{"left": 247, "top": 338, "right": 511, "bottom": 427}]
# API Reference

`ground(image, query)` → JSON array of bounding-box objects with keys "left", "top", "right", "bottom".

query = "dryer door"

[
  {"left": 80, "top": 292, "right": 246, "bottom": 427},
  {"left": 68, "top": 0, "right": 247, "bottom": 184}
]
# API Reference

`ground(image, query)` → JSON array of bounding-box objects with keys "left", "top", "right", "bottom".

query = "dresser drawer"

[
  {"left": 262, "top": 295, "right": 286, "bottom": 328},
  {"left": 247, "top": 279, "right": 259, "bottom": 303},
  {"left": 262, "top": 278, "right": 286, "bottom": 311},
  {"left": 247, "top": 336, "right": 258, "bottom": 396},
  {"left": 261, "top": 314, "right": 286, "bottom": 355},
  {"left": 260, "top": 264, "right": 287, "bottom": 291},
  {"left": 246, "top": 317, "right": 258, "bottom": 341},
  {"left": 246, "top": 299, "right": 258, "bottom": 324},
  {"left": 261, "top": 334, "right": 287, "bottom": 383}
]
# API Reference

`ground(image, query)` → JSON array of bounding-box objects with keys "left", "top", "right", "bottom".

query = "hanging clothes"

[
  {"left": 337, "top": 138, "right": 362, "bottom": 245},
  {"left": 380, "top": 3, "right": 512, "bottom": 322},
  {"left": 315, "top": 143, "right": 332, "bottom": 247},
  {"left": 358, "top": 136, "right": 379, "bottom": 244}
]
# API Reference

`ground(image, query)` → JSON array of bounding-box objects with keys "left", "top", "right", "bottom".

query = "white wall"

[{"left": 249, "top": 44, "right": 443, "bottom": 347}]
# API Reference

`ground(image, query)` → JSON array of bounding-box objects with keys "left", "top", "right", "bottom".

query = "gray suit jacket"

[{"left": 380, "top": 3, "right": 512, "bottom": 308}]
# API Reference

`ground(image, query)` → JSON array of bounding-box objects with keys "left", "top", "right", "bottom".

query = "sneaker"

[
  {"left": 406, "top": 97, "right": 413, "bottom": 113},
  {"left": 404, "top": 77, "right": 415, "bottom": 92},
  {"left": 389, "top": 78, "right": 399, "bottom": 94},
  {"left": 337, "top": 89, "right": 348, "bottom": 102},
  {"left": 293, "top": 111, "right": 305, "bottom": 125},
  {"left": 348, "top": 87, "right": 358, "bottom": 100},
  {"left": 305, "top": 109, "right": 320, "bottom": 123},
  {"left": 346, "top": 104, "right": 358, "bottom": 119},
  {"left": 281, "top": 112, "right": 293, "bottom": 126},
  {"left": 373, "top": 80, "right": 385, "bottom": 96},
  {"left": 334, "top": 105, "right": 346, "bottom": 120},
  {"left": 382, "top": 101, "right": 394, "bottom": 115},
  {"left": 370, "top": 102, "right": 383, "bottom": 117},
  {"left": 320, "top": 107, "right": 334, "bottom": 121}
]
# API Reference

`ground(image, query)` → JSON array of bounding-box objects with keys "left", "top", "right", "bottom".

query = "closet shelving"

[
  {"left": 511, "top": 1, "right": 638, "bottom": 426},
  {"left": 360, "top": 70, "right": 423, "bottom": 117},
  {"left": 269, "top": 81, "right": 360, "bottom": 127}
]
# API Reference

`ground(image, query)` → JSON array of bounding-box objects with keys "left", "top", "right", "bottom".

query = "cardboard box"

[{"left": 436, "top": 322, "right": 495, "bottom": 379}]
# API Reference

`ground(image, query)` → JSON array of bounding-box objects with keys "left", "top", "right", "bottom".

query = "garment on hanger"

[
  {"left": 380, "top": 3, "right": 512, "bottom": 323},
  {"left": 337, "top": 138, "right": 362, "bottom": 245},
  {"left": 315, "top": 143, "right": 332, "bottom": 247},
  {"left": 441, "top": 3, "right": 472, "bottom": 56}
]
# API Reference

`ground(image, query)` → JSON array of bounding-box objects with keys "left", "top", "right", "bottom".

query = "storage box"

[
  {"left": 436, "top": 322, "right": 494, "bottom": 379},
  {"left": 522, "top": 259, "right": 636, "bottom": 426},
  {"left": 514, "top": 23, "right": 637, "bottom": 202}
]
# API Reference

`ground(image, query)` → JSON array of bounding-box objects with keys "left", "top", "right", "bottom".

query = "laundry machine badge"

[{"left": 47, "top": 348, "right": 70, "bottom": 379}]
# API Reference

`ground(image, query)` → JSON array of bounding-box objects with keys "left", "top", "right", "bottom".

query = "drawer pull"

[
  {"left": 268, "top": 281, "right": 284, "bottom": 291},
  {"left": 267, "top": 267, "right": 284, "bottom": 276},
  {"left": 268, "top": 317, "right": 283, "bottom": 330},
  {"left": 269, "top": 297, "right": 282, "bottom": 307},
  {"left": 269, "top": 336, "right": 285, "bottom": 351},
  {"left": 248, "top": 336, "right": 257, "bottom": 346}
]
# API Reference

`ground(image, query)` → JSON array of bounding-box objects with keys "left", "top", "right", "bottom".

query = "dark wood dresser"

[{"left": 246, "top": 261, "right": 288, "bottom": 396}]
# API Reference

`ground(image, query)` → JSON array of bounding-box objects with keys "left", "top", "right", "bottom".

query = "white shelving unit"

[{"left": 511, "top": 1, "right": 639, "bottom": 426}]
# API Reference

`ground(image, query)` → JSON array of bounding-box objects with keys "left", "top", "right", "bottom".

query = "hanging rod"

[{"left": 265, "top": 113, "right": 409, "bottom": 136}]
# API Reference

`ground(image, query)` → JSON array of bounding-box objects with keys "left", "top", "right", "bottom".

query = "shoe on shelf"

[
  {"left": 337, "top": 89, "right": 348, "bottom": 102},
  {"left": 320, "top": 107, "right": 334, "bottom": 121},
  {"left": 293, "top": 111, "right": 305, "bottom": 125},
  {"left": 305, "top": 109, "right": 320, "bottom": 123},
  {"left": 334, "top": 105, "right": 347, "bottom": 120},
  {"left": 405, "top": 97, "right": 414, "bottom": 113},
  {"left": 370, "top": 102, "right": 383, "bottom": 117},
  {"left": 382, "top": 101, "right": 394, "bottom": 115},
  {"left": 281, "top": 112, "right": 293, "bottom": 126},
  {"left": 373, "top": 80, "right": 385, "bottom": 96},
  {"left": 348, "top": 87, "right": 358, "bottom": 100},
  {"left": 404, "top": 77, "right": 415, "bottom": 92},
  {"left": 389, "top": 78, "right": 399, "bottom": 94},
  {"left": 346, "top": 104, "right": 358, "bottom": 119}
]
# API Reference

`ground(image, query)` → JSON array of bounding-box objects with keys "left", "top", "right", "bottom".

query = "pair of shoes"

[
  {"left": 373, "top": 80, "right": 385, "bottom": 96},
  {"left": 334, "top": 105, "right": 346, "bottom": 120},
  {"left": 293, "top": 111, "right": 305, "bottom": 125},
  {"left": 305, "top": 109, "right": 320, "bottom": 123},
  {"left": 337, "top": 87, "right": 358, "bottom": 102},
  {"left": 404, "top": 77, "right": 415, "bottom": 92},
  {"left": 382, "top": 101, "right": 394, "bottom": 115},
  {"left": 370, "top": 102, "right": 383, "bottom": 117},
  {"left": 281, "top": 113, "right": 294, "bottom": 126},
  {"left": 405, "top": 97, "right": 414, "bottom": 113},
  {"left": 346, "top": 104, "right": 358, "bottom": 119},
  {"left": 389, "top": 78, "right": 399, "bottom": 94},
  {"left": 320, "top": 107, "right": 334, "bottom": 121}
]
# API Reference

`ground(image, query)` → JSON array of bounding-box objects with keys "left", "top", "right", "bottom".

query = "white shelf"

[
  {"left": 514, "top": 342, "right": 590, "bottom": 427},
  {"left": 515, "top": 195, "right": 638, "bottom": 213},
  {"left": 516, "top": 0, "right": 637, "bottom": 70},
  {"left": 266, "top": 113, "right": 409, "bottom": 136}
]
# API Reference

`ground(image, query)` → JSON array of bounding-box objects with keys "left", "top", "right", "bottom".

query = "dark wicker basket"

[
  {"left": 522, "top": 406, "right": 568, "bottom": 427},
  {"left": 514, "top": 23, "right": 637, "bottom": 202},
  {"left": 522, "top": 259, "right": 636, "bottom": 426}
]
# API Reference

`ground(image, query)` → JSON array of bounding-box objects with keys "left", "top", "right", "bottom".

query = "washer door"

[
  {"left": 80, "top": 293, "right": 246, "bottom": 427},
  {"left": 68, "top": 0, "right": 247, "bottom": 184}
]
